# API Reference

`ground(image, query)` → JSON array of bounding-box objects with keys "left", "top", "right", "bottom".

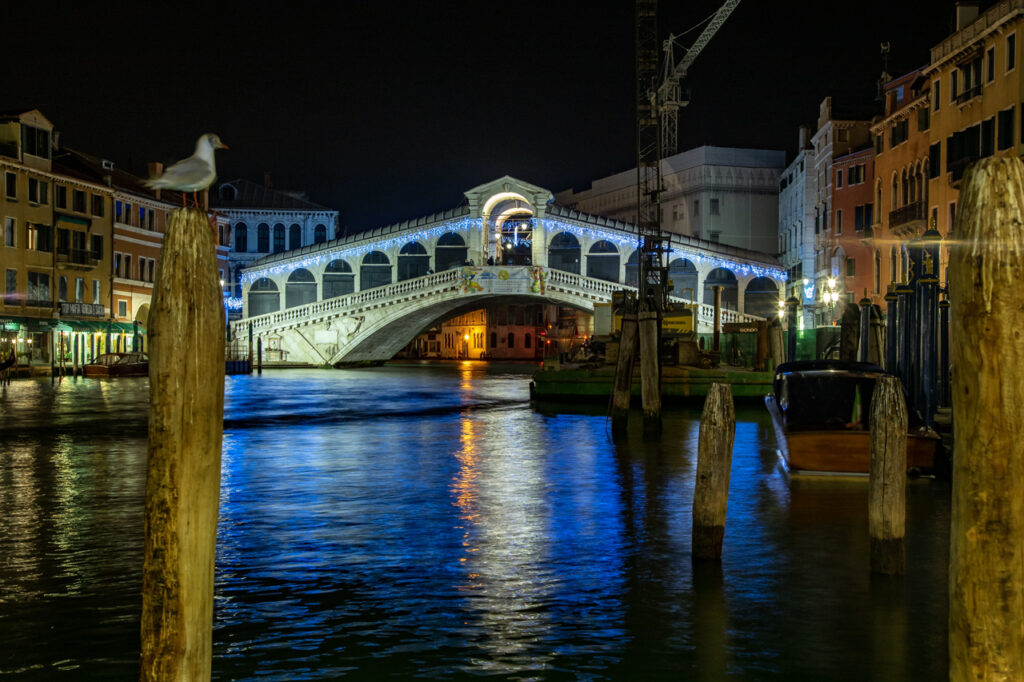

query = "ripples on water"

[{"left": 0, "top": 364, "right": 950, "bottom": 680}]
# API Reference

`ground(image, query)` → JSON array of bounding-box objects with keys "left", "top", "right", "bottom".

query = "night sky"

[{"left": 4, "top": 1, "right": 972, "bottom": 230}]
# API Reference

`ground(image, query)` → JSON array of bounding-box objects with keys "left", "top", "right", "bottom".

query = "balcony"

[
  {"left": 955, "top": 84, "right": 982, "bottom": 106},
  {"left": 889, "top": 201, "right": 926, "bottom": 233},
  {"left": 56, "top": 248, "right": 99, "bottom": 270}
]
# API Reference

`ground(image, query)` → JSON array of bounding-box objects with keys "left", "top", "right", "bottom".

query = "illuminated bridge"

[{"left": 231, "top": 177, "right": 786, "bottom": 365}]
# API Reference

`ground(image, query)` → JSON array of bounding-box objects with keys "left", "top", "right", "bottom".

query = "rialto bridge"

[{"left": 231, "top": 177, "right": 786, "bottom": 365}]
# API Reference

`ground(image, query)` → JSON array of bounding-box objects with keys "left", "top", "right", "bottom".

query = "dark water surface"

[{"left": 0, "top": 363, "right": 949, "bottom": 680}]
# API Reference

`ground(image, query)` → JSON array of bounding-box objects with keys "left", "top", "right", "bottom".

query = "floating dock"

[{"left": 530, "top": 364, "right": 773, "bottom": 403}]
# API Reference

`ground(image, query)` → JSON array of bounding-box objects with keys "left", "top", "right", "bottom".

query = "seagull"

[{"left": 145, "top": 133, "right": 228, "bottom": 207}]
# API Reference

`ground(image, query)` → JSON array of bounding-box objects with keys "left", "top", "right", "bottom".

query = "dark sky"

[{"left": 3, "top": 1, "right": 973, "bottom": 230}]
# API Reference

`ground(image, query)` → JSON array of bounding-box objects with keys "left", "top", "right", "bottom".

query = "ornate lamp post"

[{"left": 822, "top": 276, "right": 840, "bottom": 325}]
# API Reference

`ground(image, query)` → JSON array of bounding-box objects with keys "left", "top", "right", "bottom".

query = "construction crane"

[{"left": 658, "top": 0, "right": 741, "bottom": 158}]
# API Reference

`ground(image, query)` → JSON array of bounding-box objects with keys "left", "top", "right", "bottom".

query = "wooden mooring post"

[
  {"left": 948, "top": 157, "right": 1024, "bottom": 681},
  {"left": 140, "top": 208, "right": 225, "bottom": 681},
  {"left": 637, "top": 309, "right": 661, "bottom": 436},
  {"left": 868, "top": 375, "right": 906, "bottom": 575},
  {"left": 692, "top": 382, "right": 735, "bottom": 560},
  {"left": 610, "top": 311, "right": 638, "bottom": 436}
]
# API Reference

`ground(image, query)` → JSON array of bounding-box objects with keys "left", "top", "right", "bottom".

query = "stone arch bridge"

[{"left": 232, "top": 177, "right": 786, "bottom": 365}]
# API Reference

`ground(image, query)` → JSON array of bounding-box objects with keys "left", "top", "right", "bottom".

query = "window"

[
  {"left": 273, "top": 224, "right": 285, "bottom": 252},
  {"left": 836, "top": 169, "right": 843, "bottom": 188},
  {"left": 75, "top": 277, "right": 84, "bottom": 302},
  {"left": 124, "top": 255, "right": 132, "bottom": 280},
  {"left": 118, "top": 300, "right": 127, "bottom": 318},
  {"left": 314, "top": 224, "right": 327, "bottom": 243},
  {"left": 1008, "top": 33, "right": 1017, "bottom": 72},
  {"left": 5, "top": 269, "right": 16, "bottom": 299},
  {"left": 92, "top": 279, "right": 101, "bottom": 305},
  {"left": 257, "top": 224, "right": 270, "bottom": 252},
  {"left": 846, "top": 258, "right": 856, "bottom": 277},
  {"left": 27, "top": 223, "right": 51, "bottom": 251},
  {"left": 72, "top": 189, "right": 86, "bottom": 213},
  {"left": 525, "top": 334, "right": 531, "bottom": 349},
  {"left": 918, "top": 106, "right": 930, "bottom": 132},
  {"left": 949, "top": 202, "right": 957, "bottom": 233},
  {"left": 148, "top": 209, "right": 155, "bottom": 230},
  {"left": 836, "top": 209, "right": 843, "bottom": 234},
  {"left": 999, "top": 106, "right": 1015, "bottom": 150},
  {"left": 91, "top": 234, "right": 103, "bottom": 260},
  {"left": 507, "top": 332, "right": 515, "bottom": 349},
  {"left": 28, "top": 178, "right": 48, "bottom": 204},
  {"left": 982, "top": 117, "right": 995, "bottom": 157},
  {"left": 4, "top": 172, "right": 15, "bottom": 199},
  {"left": 4, "top": 217, "right": 13, "bottom": 246},
  {"left": 890, "top": 119, "right": 909, "bottom": 147},
  {"left": 58, "top": 276, "right": 68, "bottom": 302},
  {"left": 693, "top": 200, "right": 700, "bottom": 217},
  {"left": 22, "top": 125, "right": 50, "bottom": 159},
  {"left": 114, "top": 253, "right": 121, "bottom": 278},
  {"left": 289, "top": 224, "right": 301, "bottom": 249},
  {"left": 234, "top": 224, "right": 248, "bottom": 252},
  {"left": 710, "top": 198, "right": 720, "bottom": 215},
  {"left": 27, "top": 271, "right": 50, "bottom": 304},
  {"left": 56, "top": 228, "right": 70, "bottom": 254},
  {"left": 933, "top": 80, "right": 941, "bottom": 110},
  {"left": 988, "top": 47, "right": 996, "bottom": 82},
  {"left": 951, "top": 70, "right": 958, "bottom": 101}
]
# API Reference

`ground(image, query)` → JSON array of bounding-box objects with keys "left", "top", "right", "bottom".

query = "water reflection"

[{"left": 0, "top": 369, "right": 950, "bottom": 680}]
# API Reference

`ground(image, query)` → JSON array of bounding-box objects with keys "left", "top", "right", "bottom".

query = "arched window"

[
  {"left": 743, "top": 276, "right": 779, "bottom": 318},
  {"left": 524, "top": 333, "right": 531, "bottom": 349},
  {"left": 507, "top": 332, "right": 515, "bottom": 349},
  {"left": 314, "top": 224, "right": 327, "bottom": 244},
  {"left": 586, "top": 240, "right": 619, "bottom": 282},
  {"left": 289, "top": 224, "right": 301, "bottom": 250},
  {"left": 285, "top": 268, "right": 317, "bottom": 309},
  {"left": 273, "top": 224, "right": 286, "bottom": 253},
  {"left": 247, "top": 277, "right": 280, "bottom": 316},
  {"left": 547, "top": 232, "right": 580, "bottom": 274},
  {"left": 398, "top": 242, "right": 430, "bottom": 280},
  {"left": 257, "top": 223, "right": 270, "bottom": 253},
  {"left": 435, "top": 232, "right": 467, "bottom": 271},
  {"left": 323, "top": 260, "right": 354, "bottom": 298},
  {"left": 234, "top": 223, "right": 248, "bottom": 253},
  {"left": 360, "top": 251, "right": 392, "bottom": 290},
  {"left": 490, "top": 331, "right": 497, "bottom": 349}
]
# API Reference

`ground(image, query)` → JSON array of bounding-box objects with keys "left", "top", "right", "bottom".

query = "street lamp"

[{"left": 823, "top": 277, "right": 839, "bottom": 325}]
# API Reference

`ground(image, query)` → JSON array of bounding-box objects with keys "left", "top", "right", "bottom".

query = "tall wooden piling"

[
  {"left": 692, "top": 382, "right": 735, "bottom": 560},
  {"left": 611, "top": 312, "right": 638, "bottom": 435},
  {"left": 868, "top": 375, "right": 906, "bottom": 575},
  {"left": 140, "top": 208, "right": 225, "bottom": 681},
  {"left": 638, "top": 309, "right": 661, "bottom": 435},
  {"left": 948, "top": 157, "right": 1024, "bottom": 681}
]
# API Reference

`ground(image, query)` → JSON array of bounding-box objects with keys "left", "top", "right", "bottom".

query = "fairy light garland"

[{"left": 239, "top": 213, "right": 786, "bottom": 285}]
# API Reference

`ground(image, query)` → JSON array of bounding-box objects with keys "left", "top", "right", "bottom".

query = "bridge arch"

[
  {"left": 398, "top": 241, "right": 431, "bottom": 280},
  {"left": 361, "top": 251, "right": 392, "bottom": 290},
  {"left": 323, "top": 259, "right": 354, "bottom": 299},
  {"left": 286, "top": 268, "right": 317, "bottom": 309},
  {"left": 742, "top": 276, "right": 779, "bottom": 318},
  {"left": 248, "top": 277, "right": 280, "bottom": 316},
  {"left": 703, "top": 267, "right": 738, "bottom": 310},
  {"left": 668, "top": 258, "right": 698, "bottom": 299},
  {"left": 548, "top": 232, "right": 581, "bottom": 274},
  {"left": 586, "top": 240, "right": 619, "bottom": 282}
]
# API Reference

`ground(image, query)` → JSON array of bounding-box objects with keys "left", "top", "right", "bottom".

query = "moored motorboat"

[
  {"left": 83, "top": 352, "right": 149, "bottom": 377},
  {"left": 765, "top": 360, "right": 939, "bottom": 475}
]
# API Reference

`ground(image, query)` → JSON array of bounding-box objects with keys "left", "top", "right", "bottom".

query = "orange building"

[{"left": 831, "top": 146, "right": 877, "bottom": 314}]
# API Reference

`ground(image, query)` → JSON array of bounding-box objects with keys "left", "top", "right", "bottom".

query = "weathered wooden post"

[
  {"left": 784, "top": 296, "right": 798, "bottom": 361},
  {"left": 948, "top": 157, "right": 1024, "bottom": 681},
  {"left": 937, "top": 295, "right": 950, "bottom": 408},
  {"left": 868, "top": 375, "right": 906, "bottom": 575},
  {"left": 692, "top": 382, "right": 735, "bottom": 560},
  {"left": 711, "top": 285, "right": 722, "bottom": 352},
  {"left": 858, "top": 294, "right": 872, "bottom": 363},
  {"left": 611, "top": 310, "right": 638, "bottom": 436},
  {"left": 257, "top": 336, "right": 263, "bottom": 375},
  {"left": 768, "top": 317, "right": 784, "bottom": 369},
  {"left": 141, "top": 208, "right": 225, "bottom": 681},
  {"left": 755, "top": 319, "right": 768, "bottom": 371},
  {"left": 638, "top": 309, "right": 661, "bottom": 436},
  {"left": 247, "top": 321, "right": 254, "bottom": 374},
  {"left": 884, "top": 285, "right": 898, "bottom": 372}
]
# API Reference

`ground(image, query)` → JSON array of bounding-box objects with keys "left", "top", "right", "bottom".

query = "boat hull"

[{"left": 766, "top": 394, "right": 939, "bottom": 475}]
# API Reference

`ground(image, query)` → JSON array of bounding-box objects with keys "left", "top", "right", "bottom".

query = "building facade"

[{"left": 777, "top": 127, "right": 817, "bottom": 325}]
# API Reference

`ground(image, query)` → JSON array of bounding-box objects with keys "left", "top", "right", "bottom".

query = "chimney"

[
  {"left": 798, "top": 125, "right": 811, "bottom": 150},
  {"left": 956, "top": 2, "right": 980, "bottom": 30},
  {"left": 264, "top": 171, "right": 273, "bottom": 189},
  {"left": 147, "top": 162, "right": 163, "bottom": 199}
]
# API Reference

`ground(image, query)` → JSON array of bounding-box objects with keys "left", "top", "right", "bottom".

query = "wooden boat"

[
  {"left": 83, "top": 352, "right": 149, "bottom": 377},
  {"left": 765, "top": 360, "right": 940, "bottom": 475}
]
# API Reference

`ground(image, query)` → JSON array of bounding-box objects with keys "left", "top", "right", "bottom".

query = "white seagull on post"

[{"left": 145, "top": 133, "right": 228, "bottom": 207}]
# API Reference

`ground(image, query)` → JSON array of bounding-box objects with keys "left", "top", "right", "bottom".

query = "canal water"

[{"left": 0, "top": 364, "right": 949, "bottom": 680}]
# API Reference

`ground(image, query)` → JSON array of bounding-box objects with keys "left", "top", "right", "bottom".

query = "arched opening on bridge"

[
  {"left": 361, "top": 251, "right": 392, "bottom": 290},
  {"left": 323, "top": 259, "right": 354, "bottom": 298},
  {"left": 548, "top": 232, "right": 580, "bottom": 274},
  {"left": 703, "top": 267, "right": 738, "bottom": 310},
  {"left": 248, "top": 277, "right": 280, "bottom": 316},
  {"left": 625, "top": 250, "right": 639, "bottom": 287},
  {"left": 497, "top": 214, "right": 533, "bottom": 265},
  {"left": 273, "top": 223, "right": 286, "bottom": 253},
  {"left": 257, "top": 223, "right": 270, "bottom": 253},
  {"left": 289, "top": 224, "right": 302, "bottom": 250},
  {"left": 234, "top": 223, "right": 248, "bottom": 253},
  {"left": 435, "top": 232, "right": 467, "bottom": 271},
  {"left": 744, "top": 276, "right": 779, "bottom": 319},
  {"left": 314, "top": 224, "right": 327, "bottom": 244},
  {"left": 398, "top": 242, "right": 431, "bottom": 280},
  {"left": 586, "top": 240, "right": 620, "bottom": 282},
  {"left": 668, "top": 258, "right": 698, "bottom": 299},
  {"left": 285, "top": 268, "right": 317, "bottom": 309}
]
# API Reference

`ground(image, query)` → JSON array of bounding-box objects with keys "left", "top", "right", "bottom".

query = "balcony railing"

[
  {"left": 889, "top": 201, "right": 926, "bottom": 230},
  {"left": 955, "top": 84, "right": 982, "bottom": 106},
  {"left": 56, "top": 248, "right": 99, "bottom": 269}
]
